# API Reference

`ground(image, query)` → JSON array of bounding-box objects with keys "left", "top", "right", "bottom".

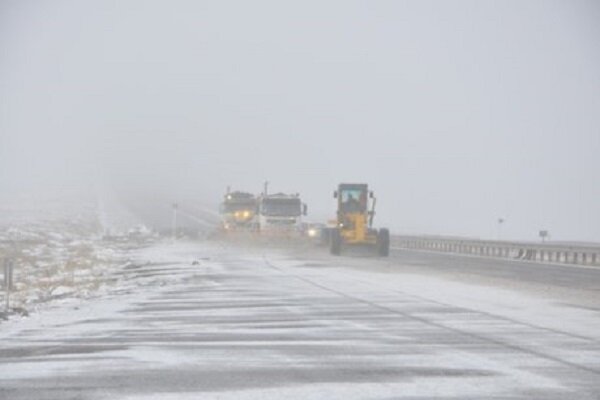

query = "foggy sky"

[{"left": 1, "top": 0, "right": 599, "bottom": 241}]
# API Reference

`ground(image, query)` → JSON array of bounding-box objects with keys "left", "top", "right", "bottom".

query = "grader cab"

[{"left": 329, "top": 183, "right": 390, "bottom": 256}]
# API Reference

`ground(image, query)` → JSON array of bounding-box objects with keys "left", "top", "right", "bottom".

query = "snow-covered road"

[{"left": 1, "top": 240, "right": 599, "bottom": 399}]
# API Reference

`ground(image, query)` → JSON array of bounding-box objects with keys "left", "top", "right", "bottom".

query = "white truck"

[{"left": 257, "top": 193, "right": 307, "bottom": 235}]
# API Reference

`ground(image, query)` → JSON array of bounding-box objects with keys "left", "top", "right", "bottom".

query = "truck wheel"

[
  {"left": 330, "top": 229, "right": 342, "bottom": 255},
  {"left": 377, "top": 228, "right": 390, "bottom": 257}
]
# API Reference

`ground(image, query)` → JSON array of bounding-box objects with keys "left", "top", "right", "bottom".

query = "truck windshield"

[
  {"left": 223, "top": 201, "right": 255, "bottom": 213},
  {"left": 261, "top": 199, "right": 301, "bottom": 217}
]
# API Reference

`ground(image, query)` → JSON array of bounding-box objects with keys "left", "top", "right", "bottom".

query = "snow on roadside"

[{"left": 0, "top": 193, "right": 158, "bottom": 321}]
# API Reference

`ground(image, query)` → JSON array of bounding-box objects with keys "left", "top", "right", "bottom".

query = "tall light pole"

[{"left": 172, "top": 203, "right": 178, "bottom": 241}]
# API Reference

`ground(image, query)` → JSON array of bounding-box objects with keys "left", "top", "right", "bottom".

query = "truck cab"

[
  {"left": 220, "top": 191, "right": 257, "bottom": 231},
  {"left": 257, "top": 193, "right": 307, "bottom": 234}
]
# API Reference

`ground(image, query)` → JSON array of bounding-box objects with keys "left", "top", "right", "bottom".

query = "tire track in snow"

[{"left": 261, "top": 255, "right": 600, "bottom": 377}]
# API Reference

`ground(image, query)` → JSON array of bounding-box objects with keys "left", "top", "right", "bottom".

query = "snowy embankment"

[{"left": 0, "top": 193, "right": 157, "bottom": 320}]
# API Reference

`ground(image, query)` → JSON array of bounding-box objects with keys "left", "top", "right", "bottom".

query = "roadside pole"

[
  {"left": 172, "top": 203, "right": 178, "bottom": 241},
  {"left": 539, "top": 230, "right": 549, "bottom": 243},
  {"left": 497, "top": 218, "right": 505, "bottom": 240},
  {"left": 4, "top": 259, "right": 13, "bottom": 312}
]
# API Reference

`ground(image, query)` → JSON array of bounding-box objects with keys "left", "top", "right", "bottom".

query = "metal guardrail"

[{"left": 392, "top": 235, "right": 600, "bottom": 266}]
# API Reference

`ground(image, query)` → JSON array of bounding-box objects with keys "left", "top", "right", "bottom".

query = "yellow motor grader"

[{"left": 329, "top": 183, "right": 389, "bottom": 257}]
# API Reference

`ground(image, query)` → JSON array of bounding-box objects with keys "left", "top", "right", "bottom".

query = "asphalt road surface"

[{"left": 1, "top": 240, "right": 599, "bottom": 399}]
